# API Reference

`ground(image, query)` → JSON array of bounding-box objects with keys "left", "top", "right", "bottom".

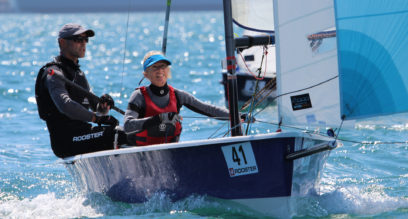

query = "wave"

[{"left": 290, "top": 183, "right": 408, "bottom": 218}]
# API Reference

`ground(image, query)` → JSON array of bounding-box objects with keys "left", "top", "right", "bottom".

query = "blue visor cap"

[{"left": 143, "top": 54, "right": 172, "bottom": 71}]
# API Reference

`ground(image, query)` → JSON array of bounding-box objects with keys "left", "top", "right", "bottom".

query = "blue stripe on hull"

[{"left": 65, "top": 137, "right": 295, "bottom": 203}]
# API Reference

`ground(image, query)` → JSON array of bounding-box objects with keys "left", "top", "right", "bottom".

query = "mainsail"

[
  {"left": 335, "top": 0, "right": 408, "bottom": 120},
  {"left": 273, "top": 0, "right": 341, "bottom": 128},
  {"left": 231, "top": 0, "right": 274, "bottom": 32}
]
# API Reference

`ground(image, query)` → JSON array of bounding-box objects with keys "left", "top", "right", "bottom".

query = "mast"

[
  {"left": 161, "top": 0, "right": 171, "bottom": 54},
  {"left": 223, "top": 0, "right": 242, "bottom": 136}
]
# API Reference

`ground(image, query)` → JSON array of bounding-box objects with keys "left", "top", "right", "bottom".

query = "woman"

[{"left": 124, "top": 51, "right": 232, "bottom": 146}]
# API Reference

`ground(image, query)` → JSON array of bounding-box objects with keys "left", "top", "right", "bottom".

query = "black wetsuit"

[{"left": 35, "top": 55, "right": 126, "bottom": 158}]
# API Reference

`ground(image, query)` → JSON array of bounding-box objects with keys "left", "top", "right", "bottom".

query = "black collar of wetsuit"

[
  {"left": 57, "top": 55, "right": 81, "bottom": 71},
  {"left": 149, "top": 83, "right": 169, "bottom": 97}
]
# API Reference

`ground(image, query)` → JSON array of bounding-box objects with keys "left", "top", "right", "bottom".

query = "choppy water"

[{"left": 0, "top": 11, "right": 407, "bottom": 219}]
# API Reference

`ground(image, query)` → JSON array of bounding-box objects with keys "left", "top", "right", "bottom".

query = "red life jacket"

[{"left": 134, "top": 85, "right": 182, "bottom": 146}]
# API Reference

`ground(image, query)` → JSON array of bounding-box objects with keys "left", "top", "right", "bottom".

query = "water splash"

[
  {"left": 0, "top": 193, "right": 102, "bottom": 219},
  {"left": 293, "top": 185, "right": 408, "bottom": 217},
  {"left": 0, "top": 191, "right": 263, "bottom": 219}
]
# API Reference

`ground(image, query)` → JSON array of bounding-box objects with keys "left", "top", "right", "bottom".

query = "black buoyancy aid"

[
  {"left": 35, "top": 56, "right": 92, "bottom": 123},
  {"left": 134, "top": 85, "right": 182, "bottom": 146}
]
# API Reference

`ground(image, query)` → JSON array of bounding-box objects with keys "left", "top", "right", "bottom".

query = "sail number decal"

[
  {"left": 290, "top": 93, "right": 312, "bottom": 111},
  {"left": 221, "top": 142, "right": 258, "bottom": 177}
]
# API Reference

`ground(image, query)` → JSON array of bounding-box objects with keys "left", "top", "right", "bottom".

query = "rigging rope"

[
  {"left": 185, "top": 115, "right": 408, "bottom": 146},
  {"left": 240, "top": 78, "right": 276, "bottom": 111},
  {"left": 255, "top": 119, "right": 408, "bottom": 145},
  {"left": 253, "top": 75, "right": 339, "bottom": 117},
  {"left": 182, "top": 114, "right": 405, "bottom": 144},
  {"left": 244, "top": 46, "right": 268, "bottom": 135},
  {"left": 236, "top": 44, "right": 270, "bottom": 135},
  {"left": 119, "top": 0, "right": 132, "bottom": 105},
  {"left": 236, "top": 34, "right": 275, "bottom": 112},
  {"left": 207, "top": 122, "right": 228, "bottom": 139},
  {"left": 237, "top": 46, "right": 268, "bottom": 80}
]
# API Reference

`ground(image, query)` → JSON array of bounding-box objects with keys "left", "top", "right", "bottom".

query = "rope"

[
  {"left": 180, "top": 116, "right": 228, "bottom": 138},
  {"left": 237, "top": 45, "right": 269, "bottom": 80},
  {"left": 256, "top": 119, "right": 408, "bottom": 145},
  {"left": 334, "top": 115, "right": 346, "bottom": 141},
  {"left": 182, "top": 116, "right": 239, "bottom": 138},
  {"left": 244, "top": 50, "right": 264, "bottom": 134},
  {"left": 184, "top": 115, "right": 408, "bottom": 145},
  {"left": 208, "top": 122, "right": 228, "bottom": 139},
  {"left": 182, "top": 116, "right": 229, "bottom": 120},
  {"left": 253, "top": 75, "right": 339, "bottom": 117},
  {"left": 240, "top": 78, "right": 276, "bottom": 111},
  {"left": 223, "top": 122, "right": 245, "bottom": 137},
  {"left": 273, "top": 75, "right": 338, "bottom": 101},
  {"left": 237, "top": 45, "right": 269, "bottom": 135},
  {"left": 241, "top": 67, "right": 336, "bottom": 112},
  {"left": 119, "top": 0, "right": 132, "bottom": 104},
  {"left": 236, "top": 36, "right": 275, "bottom": 111}
]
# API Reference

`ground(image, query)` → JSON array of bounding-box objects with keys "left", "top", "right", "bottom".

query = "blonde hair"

[
  {"left": 142, "top": 50, "right": 172, "bottom": 78},
  {"left": 143, "top": 50, "right": 163, "bottom": 63}
]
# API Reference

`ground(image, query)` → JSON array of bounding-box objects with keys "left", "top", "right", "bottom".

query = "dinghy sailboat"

[{"left": 60, "top": 0, "right": 402, "bottom": 217}]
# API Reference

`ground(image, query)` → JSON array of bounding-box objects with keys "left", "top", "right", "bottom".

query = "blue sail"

[{"left": 334, "top": 0, "right": 408, "bottom": 120}]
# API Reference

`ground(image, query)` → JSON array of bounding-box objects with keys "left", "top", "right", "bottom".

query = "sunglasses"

[
  {"left": 149, "top": 64, "right": 168, "bottom": 71},
  {"left": 64, "top": 36, "right": 89, "bottom": 43}
]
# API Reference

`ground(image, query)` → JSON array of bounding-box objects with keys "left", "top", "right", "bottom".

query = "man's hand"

[
  {"left": 159, "top": 112, "right": 181, "bottom": 126},
  {"left": 93, "top": 115, "right": 119, "bottom": 126},
  {"left": 97, "top": 94, "right": 115, "bottom": 114}
]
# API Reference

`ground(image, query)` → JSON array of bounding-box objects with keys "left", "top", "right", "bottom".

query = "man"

[{"left": 35, "top": 23, "right": 127, "bottom": 158}]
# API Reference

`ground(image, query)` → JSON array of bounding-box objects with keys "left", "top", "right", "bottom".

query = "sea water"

[{"left": 0, "top": 12, "right": 407, "bottom": 219}]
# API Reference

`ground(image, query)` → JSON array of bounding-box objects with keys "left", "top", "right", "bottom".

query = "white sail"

[
  {"left": 232, "top": 0, "right": 274, "bottom": 32},
  {"left": 273, "top": 0, "right": 341, "bottom": 129}
]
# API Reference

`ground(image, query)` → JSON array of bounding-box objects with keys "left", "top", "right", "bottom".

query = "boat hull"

[{"left": 63, "top": 132, "right": 333, "bottom": 217}]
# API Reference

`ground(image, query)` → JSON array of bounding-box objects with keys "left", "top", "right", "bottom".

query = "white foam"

[
  {"left": 312, "top": 185, "right": 408, "bottom": 216},
  {"left": 0, "top": 193, "right": 102, "bottom": 219},
  {"left": 2, "top": 177, "right": 406, "bottom": 218},
  {"left": 0, "top": 191, "right": 245, "bottom": 219}
]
